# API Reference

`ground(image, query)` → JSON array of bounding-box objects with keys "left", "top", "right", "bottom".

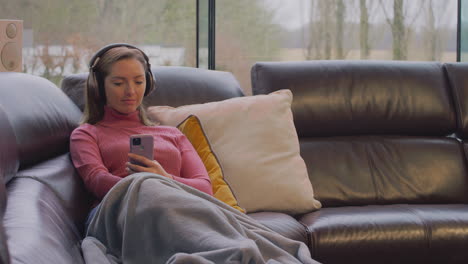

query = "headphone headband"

[{"left": 89, "top": 43, "right": 151, "bottom": 69}]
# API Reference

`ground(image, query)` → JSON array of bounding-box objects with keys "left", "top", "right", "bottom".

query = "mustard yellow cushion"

[{"left": 177, "top": 115, "right": 245, "bottom": 213}]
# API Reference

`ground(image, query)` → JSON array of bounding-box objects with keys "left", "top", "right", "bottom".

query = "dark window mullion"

[
  {"left": 208, "top": 0, "right": 215, "bottom": 69},
  {"left": 196, "top": 0, "right": 200, "bottom": 68},
  {"left": 458, "top": 0, "right": 461, "bottom": 62}
]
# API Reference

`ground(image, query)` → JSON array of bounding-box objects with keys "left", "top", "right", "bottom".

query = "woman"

[
  {"left": 70, "top": 43, "right": 213, "bottom": 228},
  {"left": 70, "top": 43, "right": 315, "bottom": 264}
]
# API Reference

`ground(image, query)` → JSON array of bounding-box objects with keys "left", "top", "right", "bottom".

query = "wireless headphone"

[{"left": 88, "top": 43, "right": 155, "bottom": 101}]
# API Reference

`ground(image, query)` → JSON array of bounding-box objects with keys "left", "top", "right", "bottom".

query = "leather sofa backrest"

[
  {"left": 0, "top": 72, "right": 82, "bottom": 170},
  {"left": 252, "top": 60, "right": 456, "bottom": 137},
  {"left": 0, "top": 104, "right": 12, "bottom": 263},
  {"left": 0, "top": 72, "right": 82, "bottom": 264},
  {"left": 61, "top": 66, "right": 245, "bottom": 111},
  {"left": 0, "top": 104, "right": 18, "bottom": 184},
  {"left": 445, "top": 63, "right": 468, "bottom": 191},
  {"left": 145, "top": 66, "right": 245, "bottom": 107},
  {"left": 251, "top": 61, "right": 468, "bottom": 207},
  {"left": 444, "top": 62, "right": 468, "bottom": 139}
]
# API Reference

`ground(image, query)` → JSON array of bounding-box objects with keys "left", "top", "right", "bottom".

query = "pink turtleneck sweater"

[{"left": 70, "top": 106, "right": 213, "bottom": 202}]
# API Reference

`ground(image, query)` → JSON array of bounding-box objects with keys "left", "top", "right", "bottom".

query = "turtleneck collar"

[{"left": 98, "top": 106, "right": 143, "bottom": 127}]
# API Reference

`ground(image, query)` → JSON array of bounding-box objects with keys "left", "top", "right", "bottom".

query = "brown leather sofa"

[
  {"left": 1, "top": 60, "right": 468, "bottom": 264},
  {"left": 0, "top": 72, "right": 90, "bottom": 264},
  {"left": 0, "top": 66, "right": 307, "bottom": 264},
  {"left": 252, "top": 60, "right": 468, "bottom": 264}
]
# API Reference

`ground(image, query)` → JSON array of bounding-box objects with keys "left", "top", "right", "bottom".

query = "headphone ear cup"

[
  {"left": 87, "top": 71, "right": 99, "bottom": 101},
  {"left": 145, "top": 70, "right": 155, "bottom": 96},
  {"left": 94, "top": 71, "right": 106, "bottom": 102}
]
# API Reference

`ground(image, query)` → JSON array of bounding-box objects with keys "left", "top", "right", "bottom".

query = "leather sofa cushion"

[
  {"left": 445, "top": 63, "right": 468, "bottom": 139},
  {"left": 248, "top": 212, "right": 308, "bottom": 245},
  {"left": 300, "top": 136, "right": 468, "bottom": 206},
  {"left": 0, "top": 104, "right": 18, "bottom": 184},
  {"left": 0, "top": 92, "right": 16, "bottom": 263},
  {"left": 0, "top": 104, "right": 14, "bottom": 263},
  {"left": 0, "top": 173, "right": 9, "bottom": 263},
  {"left": 5, "top": 177, "right": 84, "bottom": 264},
  {"left": 0, "top": 72, "right": 81, "bottom": 169},
  {"left": 251, "top": 61, "right": 456, "bottom": 137},
  {"left": 16, "top": 154, "right": 92, "bottom": 231},
  {"left": 300, "top": 204, "right": 468, "bottom": 264},
  {"left": 60, "top": 73, "right": 88, "bottom": 112},
  {"left": 61, "top": 66, "right": 245, "bottom": 111},
  {"left": 145, "top": 66, "right": 244, "bottom": 107}
]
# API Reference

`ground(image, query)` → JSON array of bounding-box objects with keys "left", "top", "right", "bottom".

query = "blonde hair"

[{"left": 81, "top": 46, "right": 154, "bottom": 125}]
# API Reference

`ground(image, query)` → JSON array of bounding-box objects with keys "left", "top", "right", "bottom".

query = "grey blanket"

[{"left": 82, "top": 173, "right": 319, "bottom": 264}]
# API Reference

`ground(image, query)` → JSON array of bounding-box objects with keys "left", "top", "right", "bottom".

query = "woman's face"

[{"left": 104, "top": 58, "right": 146, "bottom": 114}]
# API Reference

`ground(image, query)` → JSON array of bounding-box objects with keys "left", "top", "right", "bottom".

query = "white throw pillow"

[{"left": 147, "top": 89, "right": 322, "bottom": 214}]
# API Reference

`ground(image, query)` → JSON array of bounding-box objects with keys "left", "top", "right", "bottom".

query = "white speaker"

[{"left": 0, "top": 20, "right": 22, "bottom": 72}]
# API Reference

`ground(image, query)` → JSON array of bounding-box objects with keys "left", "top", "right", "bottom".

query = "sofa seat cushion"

[
  {"left": 299, "top": 204, "right": 468, "bottom": 264},
  {"left": 248, "top": 212, "right": 308, "bottom": 245},
  {"left": 16, "top": 154, "right": 92, "bottom": 229},
  {"left": 5, "top": 177, "right": 85, "bottom": 264},
  {"left": 300, "top": 137, "right": 468, "bottom": 207}
]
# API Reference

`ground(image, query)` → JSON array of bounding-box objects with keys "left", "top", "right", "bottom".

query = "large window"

[
  {"left": 217, "top": 0, "right": 458, "bottom": 94},
  {"left": 461, "top": 0, "right": 468, "bottom": 61},
  {"left": 1, "top": 0, "right": 197, "bottom": 85},
  {"left": 0, "top": 0, "right": 461, "bottom": 93}
]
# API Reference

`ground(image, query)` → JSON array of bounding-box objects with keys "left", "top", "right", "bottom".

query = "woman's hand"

[{"left": 127, "top": 153, "right": 173, "bottom": 179}]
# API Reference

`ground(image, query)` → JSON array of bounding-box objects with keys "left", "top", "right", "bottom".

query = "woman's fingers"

[
  {"left": 128, "top": 153, "right": 154, "bottom": 167},
  {"left": 126, "top": 166, "right": 137, "bottom": 174},
  {"left": 127, "top": 153, "right": 162, "bottom": 173},
  {"left": 126, "top": 153, "right": 172, "bottom": 179},
  {"left": 127, "top": 162, "right": 149, "bottom": 172}
]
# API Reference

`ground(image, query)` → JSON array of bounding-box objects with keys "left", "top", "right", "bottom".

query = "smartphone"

[{"left": 129, "top": 134, "right": 154, "bottom": 167}]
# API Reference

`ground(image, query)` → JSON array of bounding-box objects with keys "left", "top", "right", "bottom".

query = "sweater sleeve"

[
  {"left": 70, "top": 125, "right": 122, "bottom": 200},
  {"left": 172, "top": 132, "right": 213, "bottom": 196}
]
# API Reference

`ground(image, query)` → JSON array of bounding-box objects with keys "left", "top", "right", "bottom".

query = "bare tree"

[
  {"left": 425, "top": 0, "right": 436, "bottom": 60},
  {"left": 303, "top": 0, "right": 335, "bottom": 60},
  {"left": 323, "top": 1, "right": 333, "bottom": 59},
  {"left": 379, "top": 0, "right": 424, "bottom": 60},
  {"left": 360, "top": 0, "right": 370, "bottom": 59},
  {"left": 301, "top": 0, "right": 322, "bottom": 60},
  {"left": 393, "top": 0, "right": 406, "bottom": 59},
  {"left": 335, "top": 0, "right": 345, "bottom": 59},
  {"left": 359, "top": 0, "right": 380, "bottom": 59},
  {"left": 422, "top": 0, "right": 451, "bottom": 61}
]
